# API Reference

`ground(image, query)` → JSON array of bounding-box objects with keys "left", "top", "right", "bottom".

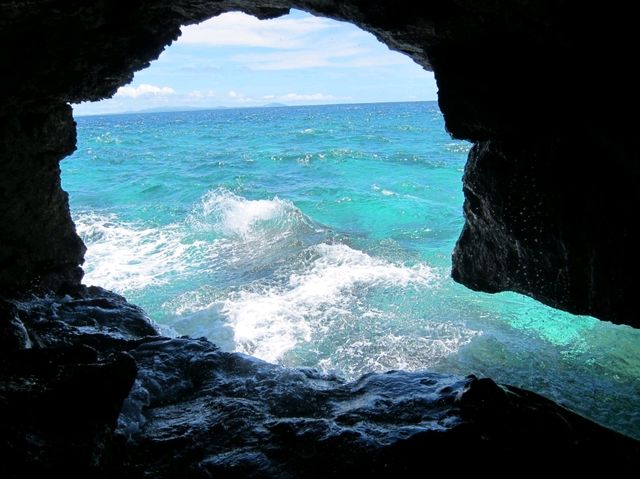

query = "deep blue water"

[{"left": 63, "top": 101, "right": 639, "bottom": 437}]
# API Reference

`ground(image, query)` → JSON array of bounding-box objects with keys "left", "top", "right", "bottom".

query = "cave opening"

[
  {"left": 60, "top": 10, "right": 640, "bottom": 439},
  {"left": 3, "top": 3, "right": 640, "bottom": 474}
]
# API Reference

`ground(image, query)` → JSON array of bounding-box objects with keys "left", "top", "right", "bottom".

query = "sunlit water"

[{"left": 63, "top": 101, "right": 640, "bottom": 437}]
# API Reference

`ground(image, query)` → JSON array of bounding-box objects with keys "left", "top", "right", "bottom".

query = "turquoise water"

[{"left": 63, "top": 101, "right": 639, "bottom": 437}]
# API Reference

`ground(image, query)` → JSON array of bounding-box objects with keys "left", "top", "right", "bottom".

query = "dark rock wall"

[
  {"left": 0, "top": 1, "right": 637, "bottom": 326},
  {"left": 0, "top": 103, "right": 85, "bottom": 292},
  {"left": 452, "top": 136, "right": 636, "bottom": 326},
  {"left": 431, "top": 3, "right": 639, "bottom": 326}
]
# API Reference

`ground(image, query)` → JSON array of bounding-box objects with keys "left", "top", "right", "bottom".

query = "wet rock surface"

[
  {"left": 1, "top": 290, "right": 638, "bottom": 476},
  {"left": 452, "top": 137, "right": 637, "bottom": 326}
]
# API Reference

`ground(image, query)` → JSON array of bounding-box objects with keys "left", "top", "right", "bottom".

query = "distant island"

[
  {"left": 122, "top": 103, "right": 289, "bottom": 114},
  {"left": 73, "top": 100, "right": 436, "bottom": 117}
]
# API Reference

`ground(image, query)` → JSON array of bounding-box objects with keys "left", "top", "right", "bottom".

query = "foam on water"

[
  {"left": 75, "top": 212, "right": 190, "bottom": 292},
  {"left": 189, "top": 188, "right": 311, "bottom": 238},
  {"left": 221, "top": 243, "right": 438, "bottom": 363},
  {"left": 77, "top": 189, "right": 321, "bottom": 294},
  {"left": 319, "top": 324, "right": 480, "bottom": 379},
  {"left": 76, "top": 189, "right": 447, "bottom": 366},
  {"left": 63, "top": 103, "right": 640, "bottom": 437}
]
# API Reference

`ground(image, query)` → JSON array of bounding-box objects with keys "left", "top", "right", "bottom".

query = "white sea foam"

[
  {"left": 76, "top": 192, "right": 469, "bottom": 375},
  {"left": 319, "top": 325, "right": 480, "bottom": 380},
  {"left": 220, "top": 243, "right": 438, "bottom": 363},
  {"left": 202, "top": 191, "right": 283, "bottom": 236},
  {"left": 74, "top": 212, "right": 194, "bottom": 292},
  {"left": 188, "top": 188, "right": 314, "bottom": 239},
  {"left": 371, "top": 184, "right": 396, "bottom": 196},
  {"left": 76, "top": 189, "right": 319, "bottom": 294}
]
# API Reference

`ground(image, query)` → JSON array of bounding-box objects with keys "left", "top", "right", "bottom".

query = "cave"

[{"left": 1, "top": 1, "right": 639, "bottom": 476}]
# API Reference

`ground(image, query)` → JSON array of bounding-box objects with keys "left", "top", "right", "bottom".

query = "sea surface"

[{"left": 63, "top": 101, "right": 639, "bottom": 437}]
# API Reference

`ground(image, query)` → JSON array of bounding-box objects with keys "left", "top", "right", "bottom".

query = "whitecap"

[
  {"left": 318, "top": 325, "right": 480, "bottom": 380},
  {"left": 187, "top": 187, "right": 316, "bottom": 240},
  {"left": 76, "top": 189, "right": 325, "bottom": 296},
  {"left": 74, "top": 212, "right": 191, "bottom": 292},
  {"left": 220, "top": 243, "right": 438, "bottom": 363}
]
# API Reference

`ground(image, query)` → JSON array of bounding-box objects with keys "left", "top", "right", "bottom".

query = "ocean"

[{"left": 63, "top": 101, "right": 639, "bottom": 437}]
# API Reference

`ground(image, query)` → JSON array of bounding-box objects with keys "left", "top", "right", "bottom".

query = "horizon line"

[{"left": 72, "top": 99, "right": 439, "bottom": 118}]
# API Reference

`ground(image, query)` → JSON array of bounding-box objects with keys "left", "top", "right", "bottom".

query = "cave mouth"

[{"left": 60, "top": 10, "right": 640, "bottom": 438}]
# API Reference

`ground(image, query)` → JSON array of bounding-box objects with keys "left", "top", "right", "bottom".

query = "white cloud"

[
  {"left": 224, "top": 91, "right": 342, "bottom": 105},
  {"left": 115, "top": 84, "right": 175, "bottom": 98},
  {"left": 233, "top": 50, "right": 330, "bottom": 70},
  {"left": 227, "top": 90, "right": 254, "bottom": 103},
  {"left": 278, "top": 93, "right": 338, "bottom": 102},
  {"left": 188, "top": 89, "right": 216, "bottom": 99},
  {"left": 180, "top": 12, "right": 334, "bottom": 49},
  {"left": 230, "top": 42, "right": 402, "bottom": 71},
  {"left": 178, "top": 10, "right": 419, "bottom": 72}
]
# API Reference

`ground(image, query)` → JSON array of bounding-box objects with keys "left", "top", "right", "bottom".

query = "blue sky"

[{"left": 73, "top": 9, "right": 437, "bottom": 116}]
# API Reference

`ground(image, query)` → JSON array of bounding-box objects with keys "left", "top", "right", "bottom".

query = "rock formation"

[
  {"left": 1, "top": 289, "right": 637, "bottom": 476},
  {"left": 1, "top": 0, "right": 636, "bottom": 324},
  {"left": 1, "top": 0, "right": 639, "bottom": 475},
  {"left": 0, "top": 104, "right": 84, "bottom": 292}
]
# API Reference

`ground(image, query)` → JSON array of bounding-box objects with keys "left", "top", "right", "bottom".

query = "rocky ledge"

[{"left": 1, "top": 288, "right": 637, "bottom": 477}]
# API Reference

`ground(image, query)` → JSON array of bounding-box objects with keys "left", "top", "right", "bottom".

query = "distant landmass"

[
  {"left": 128, "top": 103, "right": 289, "bottom": 114},
  {"left": 132, "top": 105, "right": 226, "bottom": 113},
  {"left": 73, "top": 100, "right": 436, "bottom": 117}
]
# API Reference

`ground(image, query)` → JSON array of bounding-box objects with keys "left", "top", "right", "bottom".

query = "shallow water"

[{"left": 63, "top": 101, "right": 640, "bottom": 437}]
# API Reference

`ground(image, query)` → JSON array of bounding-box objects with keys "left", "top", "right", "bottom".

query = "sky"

[{"left": 73, "top": 9, "right": 437, "bottom": 116}]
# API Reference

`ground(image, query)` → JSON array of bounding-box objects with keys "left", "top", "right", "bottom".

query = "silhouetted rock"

[
  {"left": 2, "top": 292, "right": 638, "bottom": 476},
  {"left": 0, "top": 345, "right": 137, "bottom": 478},
  {"left": 0, "top": 103, "right": 84, "bottom": 293},
  {"left": 0, "top": 300, "right": 30, "bottom": 350}
]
